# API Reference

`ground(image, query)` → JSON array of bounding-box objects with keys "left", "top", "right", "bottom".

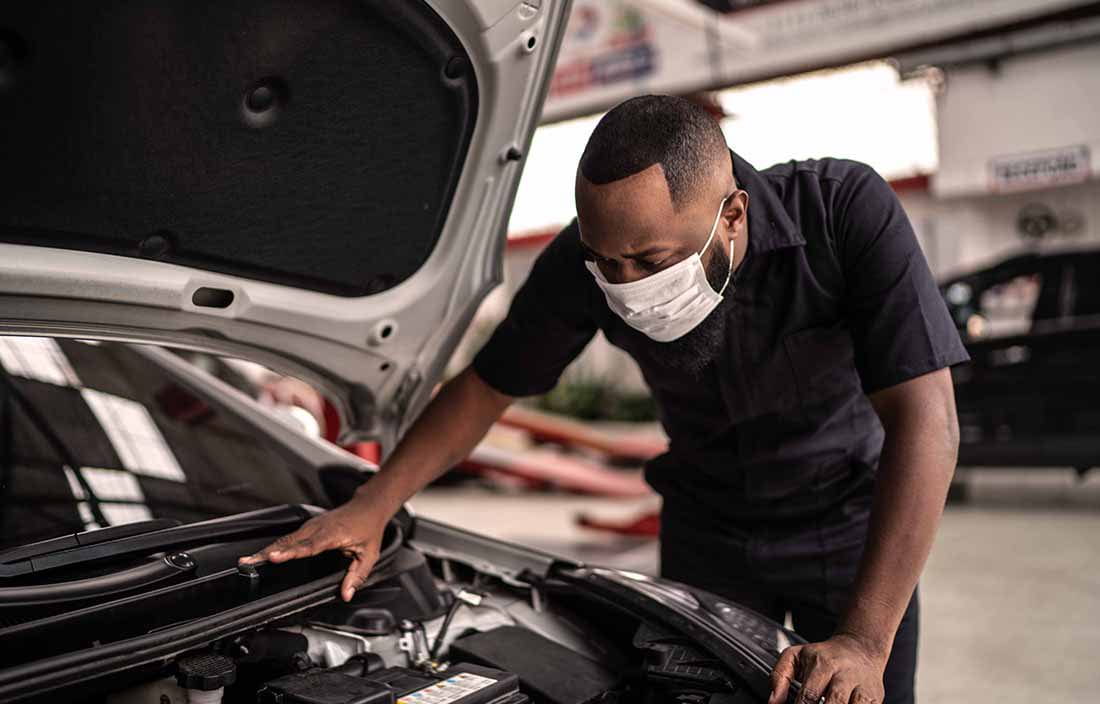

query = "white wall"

[
  {"left": 902, "top": 42, "right": 1100, "bottom": 278},
  {"left": 935, "top": 42, "right": 1100, "bottom": 197}
]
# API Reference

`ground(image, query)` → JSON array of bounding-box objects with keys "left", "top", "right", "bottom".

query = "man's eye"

[
  {"left": 581, "top": 251, "right": 614, "bottom": 267},
  {"left": 641, "top": 259, "right": 666, "bottom": 271}
]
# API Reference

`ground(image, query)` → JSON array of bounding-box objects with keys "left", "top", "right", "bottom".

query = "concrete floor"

[{"left": 410, "top": 468, "right": 1100, "bottom": 703}]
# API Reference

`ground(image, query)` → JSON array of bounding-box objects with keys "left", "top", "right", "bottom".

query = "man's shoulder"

[
  {"left": 536, "top": 218, "right": 586, "bottom": 264},
  {"left": 760, "top": 157, "right": 879, "bottom": 191},
  {"left": 555, "top": 217, "right": 581, "bottom": 242},
  {"left": 523, "top": 218, "right": 597, "bottom": 298},
  {"left": 760, "top": 158, "right": 893, "bottom": 230},
  {"left": 515, "top": 218, "right": 581, "bottom": 263}
]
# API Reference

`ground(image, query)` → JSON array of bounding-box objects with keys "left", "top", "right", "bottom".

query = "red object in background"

[
  {"left": 498, "top": 405, "right": 667, "bottom": 462},
  {"left": 323, "top": 399, "right": 382, "bottom": 464},
  {"left": 576, "top": 510, "right": 660, "bottom": 537},
  {"left": 155, "top": 383, "right": 215, "bottom": 425},
  {"left": 322, "top": 401, "right": 342, "bottom": 444},
  {"left": 888, "top": 173, "right": 930, "bottom": 193},
  {"left": 459, "top": 442, "right": 652, "bottom": 497},
  {"left": 506, "top": 226, "right": 559, "bottom": 251},
  {"left": 347, "top": 441, "right": 381, "bottom": 464},
  {"left": 320, "top": 388, "right": 662, "bottom": 495}
]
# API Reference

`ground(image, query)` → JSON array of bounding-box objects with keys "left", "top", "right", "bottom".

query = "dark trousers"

[{"left": 660, "top": 498, "right": 919, "bottom": 704}]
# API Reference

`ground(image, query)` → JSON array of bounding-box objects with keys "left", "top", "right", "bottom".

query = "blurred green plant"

[
  {"left": 605, "top": 391, "right": 659, "bottom": 422},
  {"left": 535, "top": 372, "right": 657, "bottom": 422}
]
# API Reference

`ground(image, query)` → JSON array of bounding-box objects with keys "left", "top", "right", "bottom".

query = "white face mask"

[{"left": 585, "top": 195, "right": 734, "bottom": 342}]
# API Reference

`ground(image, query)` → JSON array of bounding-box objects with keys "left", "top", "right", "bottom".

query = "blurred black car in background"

[{"left": 940, "top": 249, "right": 1100, "bottom": 473}]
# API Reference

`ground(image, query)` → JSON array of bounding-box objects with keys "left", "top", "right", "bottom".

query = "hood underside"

[{"left": 0, "top": 0, "right": 572, "bottom": 448}]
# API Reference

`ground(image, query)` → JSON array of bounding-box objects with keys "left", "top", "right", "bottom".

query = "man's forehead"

[
  {"left": 576, "top": 162, "right": 731, "bottom": 256},
  {"left": 576, "top": 163, "right": 674, "bottom": 217},
  {"left": 576, "top": 165, "right": 677, "bottom": 250}
]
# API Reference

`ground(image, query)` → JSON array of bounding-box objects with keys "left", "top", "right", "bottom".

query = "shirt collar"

[{"left": 730, "top": 150, "right": 805, "bottom": 253}]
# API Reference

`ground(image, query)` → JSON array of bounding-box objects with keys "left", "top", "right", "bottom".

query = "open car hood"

[{"left": 0, "top": 0, "right": 571, "bottom": 448}]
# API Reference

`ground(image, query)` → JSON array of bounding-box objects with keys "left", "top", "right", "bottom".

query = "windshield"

[{"left": 0, "top": 336, "right": 331, "bottom": 551}]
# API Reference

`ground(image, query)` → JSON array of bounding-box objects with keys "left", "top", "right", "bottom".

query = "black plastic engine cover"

[
  {"left": 258, "top": 669, "right": 392, "bottom": 704},
  {"left": 308, "top": 547, "right": 449, "bottom": 630},
  {"left": 259, "top": 664, "right": 526, "bottom": 704},
  {"left": 450, "top": 626, "right": 617, "bottom": 704}
]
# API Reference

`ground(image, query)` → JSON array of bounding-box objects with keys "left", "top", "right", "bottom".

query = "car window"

[
  {"left": 0, "top": 336, "right": 331, "bottom": 551},
  {"left": 971, "top": 273, "right": 1043, "bottom": 339},
  {"left": 1066, "top": 258, "right": 1100, "bottom": 319}
]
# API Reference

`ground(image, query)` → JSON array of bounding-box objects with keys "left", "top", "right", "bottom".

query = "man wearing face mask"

[{"left": 243, "top": 95, "right": 968, "bottom": 704}]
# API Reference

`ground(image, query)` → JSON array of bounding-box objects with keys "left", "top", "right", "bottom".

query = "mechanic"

[{"left": 243, "top": 95, "right": 968, "bottom": 704}]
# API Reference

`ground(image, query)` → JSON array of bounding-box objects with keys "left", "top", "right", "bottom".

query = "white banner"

[
  {"left": 989, "top": 145, "right": 1092, "bottom": 192},
  {"left": 541, "top": 0, "right": 1094, "bottom": 122}
]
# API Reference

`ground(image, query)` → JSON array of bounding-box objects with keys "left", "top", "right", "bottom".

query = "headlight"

[
  {"left": 590, "top": 567, "right": 802, "bottom": 658},
  {"left": 697, "top": 592, "right": 800, "bottom": 655}
]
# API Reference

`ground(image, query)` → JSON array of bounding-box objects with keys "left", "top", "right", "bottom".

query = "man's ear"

[{"left": 724, "top": 189, "right": 749, "bottom": 237}]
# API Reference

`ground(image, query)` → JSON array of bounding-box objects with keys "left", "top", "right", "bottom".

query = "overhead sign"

[
  {"left": 541, "top": 0, "right": 1097, "bottom": 122},
  {"left": 989, "top": 145, "right": 1092, "bottom": 192},
  {"left": 548, "top": 3, "right": 657, "bottom": 101},
  {"left": 544, "top": 0, "right": 728, "bottom": 122}
]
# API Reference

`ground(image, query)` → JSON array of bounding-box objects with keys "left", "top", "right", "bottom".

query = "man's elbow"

[
  {"left": 945, "top": 406, "right": 960, "bottom": 458},
  {"left": 928, "top": 382, "right": 961, "bottom": 486},
  {"left": 942, "top": 404, "right": 960, "bottom": 477},
  {"left": 937, "top": 371, "right": 961, "bottom": 459}
]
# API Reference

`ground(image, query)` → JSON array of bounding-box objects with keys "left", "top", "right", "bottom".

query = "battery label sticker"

[{"left": 397, "top": 673, "right": 497, "bottom": 704}]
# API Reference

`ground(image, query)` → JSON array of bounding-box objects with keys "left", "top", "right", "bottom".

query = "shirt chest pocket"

[
  {"left": 782, "top": 322, "right": 861, "bottom": 407},
  {"left": 733, "top": 322, "right": 859, "bottom": 421}
]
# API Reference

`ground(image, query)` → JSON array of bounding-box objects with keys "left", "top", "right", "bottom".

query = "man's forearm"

[
  {"left": 838, "top": 388, "right": 958, "bottom": 656},
  {"left": 352, "top": 366, "right": 514, "bottom": 521}
]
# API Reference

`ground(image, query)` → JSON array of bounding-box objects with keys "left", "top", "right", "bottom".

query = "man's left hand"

[{"left": 768, "top": 634, "right": 887, "bottom": 704}]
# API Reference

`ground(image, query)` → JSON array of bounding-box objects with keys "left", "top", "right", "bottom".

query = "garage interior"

[
  {"left": 1, "top": 1, "right": 1097, "bottom": 703},
  {"left": 419, "top": 2, "right": 1100, "bottom": 703}
]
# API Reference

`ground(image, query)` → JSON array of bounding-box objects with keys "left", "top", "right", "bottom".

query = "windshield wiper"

[
  {"left": 0, "top": 504, "right": 319, "bottom": 579},
  {"left": 0, "top": 551, "right": 197, "bottom": 606},
  {"left": 0, "top": 519, "right": 182, "bottom": 564}
]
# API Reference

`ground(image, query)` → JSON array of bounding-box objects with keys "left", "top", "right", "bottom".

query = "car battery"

[
  {"left": 258, "top": 663, "right": 528, "bottom": 704},
  {"left": 364, "top": 664, "right": 527, "bottom": 704}
]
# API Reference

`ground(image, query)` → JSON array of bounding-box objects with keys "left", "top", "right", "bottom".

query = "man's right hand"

[
  {"left": 238, "top": 367, "right": 514, "bottom": 603},
  {"left": 239, "top": 496, "right": 388, "bottom": 602}
]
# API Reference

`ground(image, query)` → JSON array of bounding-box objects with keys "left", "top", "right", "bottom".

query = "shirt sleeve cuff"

[{"left": 861, "top": 347, "right": 971, "bottom": 395}]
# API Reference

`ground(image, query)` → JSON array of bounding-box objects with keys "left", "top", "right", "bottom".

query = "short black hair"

[{"left": 579, "top": 95, "right": 729, "bottom": 210}]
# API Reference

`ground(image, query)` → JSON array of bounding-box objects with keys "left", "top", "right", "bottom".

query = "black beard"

[{"left": 656, "top": 243, "right": 732, "bottom": 378}]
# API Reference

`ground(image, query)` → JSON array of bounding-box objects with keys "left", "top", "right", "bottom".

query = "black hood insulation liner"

[{"left": 0, "top": 0, "right": 478, "bottom": 297}]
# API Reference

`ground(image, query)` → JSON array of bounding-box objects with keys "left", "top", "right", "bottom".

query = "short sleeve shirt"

[{"left": 474, "top": 153, "right": 969, "bottom": 524}]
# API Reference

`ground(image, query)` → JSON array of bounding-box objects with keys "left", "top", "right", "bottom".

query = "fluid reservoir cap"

[{"left": 176, "top": 653, "right": 237, "bottom": 691}]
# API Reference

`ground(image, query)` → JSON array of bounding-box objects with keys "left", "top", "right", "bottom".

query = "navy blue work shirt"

[{"left": 473, "top": 152, "right": 969, "bottom": 525}]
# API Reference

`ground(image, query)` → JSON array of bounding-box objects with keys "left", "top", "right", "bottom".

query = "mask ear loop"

[
  {"left": 700, "top": 194, "right": 735, "bottom": 296},
  {"left": 717, "top": 229, "right": 735, "bottom": 296},
  {"left": 699, "top": 194, "right": 729, "bottom": 256}
]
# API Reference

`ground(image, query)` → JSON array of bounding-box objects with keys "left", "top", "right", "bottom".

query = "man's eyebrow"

[
  {"left": 580, "top": 238, "right": 675, "bottom": 261},
  {"left": 624, "top": 245, "right": 673, "bottom": 260}
]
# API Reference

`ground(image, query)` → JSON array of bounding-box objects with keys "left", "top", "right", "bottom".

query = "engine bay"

[{"left": 0, "top": 508, "right": 765, "bottom": 704}]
